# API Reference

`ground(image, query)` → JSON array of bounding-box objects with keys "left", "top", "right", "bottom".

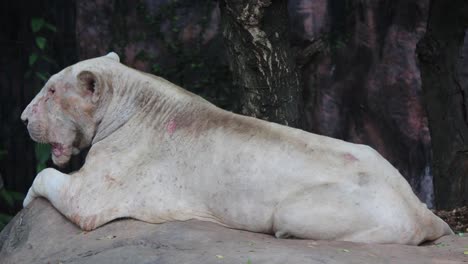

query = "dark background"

[{"left": 0, "top": 0, "right": 467, "bottom": 229}]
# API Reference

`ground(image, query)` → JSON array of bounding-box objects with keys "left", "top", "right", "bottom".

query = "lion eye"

[{"left": 49, "top": 88, "right": 55, "bottom": 94}]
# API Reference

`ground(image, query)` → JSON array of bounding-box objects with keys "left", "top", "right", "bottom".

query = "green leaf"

[
  {"left": 34, "top": 143, "right": 50, "bottom": 173},
  {"left": 246, "top": 259, "right": 252, "bottom": 264},
  {"left": 6, "top": 190, "right": 25, "bottom": 201},
  {"left": 0, "top": 213, "right": 13, "bottom": 227},
  {"left": 0, "top": 213, "right": 13, "bottom": 232},
  {"left": 464, "top": 250, "right": 468, "bottom": 255},
  {"left": 40, "top": 54, "right": 58, "bottom": 66},
  {"left": 35, "top": 143, "right": 50, "bottom": 163},
  {"left": 44, "top": 23, "right": 57, "bottom": 32},
  {"left": 0, "top": 213, "right": 13, "bottom": 222},
  {"left": 31, "top": 18, "right": 45, "bottom": 33},
  {"left": 29, "top": 53, "right": 39, "bottom": 66},
  {"left": 0, "top": 190, "right": 14, "bottom": 207},
  {"left": 35, "top": 72, "right": 48, "bottom": 82},
  {"left": 152, "top": 64, "right": 161, "bottom": 74},
  {"left": 35, "top": 37, "right": 47, "bottom": 50},
  {"left": 36, "top": 163, "right": 46, "bottom": 173}
]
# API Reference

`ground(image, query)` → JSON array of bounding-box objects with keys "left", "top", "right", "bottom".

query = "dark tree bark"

[
  {"left": 290, "top": 0, "right": 435, "bottom": 206},
  {"left": 417, "top": 0, "right": 468, "bottom": 209},
  {"left": 219, "top": 0, "right": 303, "bottom": 127}
]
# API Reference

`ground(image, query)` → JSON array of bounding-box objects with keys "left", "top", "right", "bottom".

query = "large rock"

[{"left": 0, "top": 199, "right": 466, "bottom": 264}]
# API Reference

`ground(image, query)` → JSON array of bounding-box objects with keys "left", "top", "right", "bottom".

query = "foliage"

[
  {"left": 0, "top": 148, "right": 25, "bottom": 230},
  {"left": 0, "top": 16, "right": 58, "bottom": 232},
  {"left": 27, "top": 17, "right": 58, "bottom": 82},
  {"left": 35, "top": 143, "right": 51, "bottom": 172},
  {"left": 26, "top": 17, "right": 58, "bottom": 173},
  {"left": 0, "top": 189, "right": 24, "bottom": 230},
  {"left": 133, "top": 1, "right": 236, "bottom": 111}
]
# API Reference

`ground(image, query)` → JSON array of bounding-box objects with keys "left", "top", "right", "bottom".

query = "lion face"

[{"left": 21, "top": 68, "right": 105, "bottom": 167}]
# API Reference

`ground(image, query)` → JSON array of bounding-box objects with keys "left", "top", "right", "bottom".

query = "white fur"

[
  {"left": 21, "top": 54, "right": 453, "bottom": 245},
  {"left": 105, "top": 52, "right": 120, "bottom": 62}
]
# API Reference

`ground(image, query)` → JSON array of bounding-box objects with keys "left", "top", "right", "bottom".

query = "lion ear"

[
  {"left": 105, "top": 52, "right": 120, "bottom": 62},
  {"left": 77, "top": 70, "right": 101, "bottom": 104}
]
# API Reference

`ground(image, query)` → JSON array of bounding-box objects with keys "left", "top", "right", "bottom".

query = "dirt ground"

[{"left": 434, "top": 206, "right": 468, "bottom": 233}]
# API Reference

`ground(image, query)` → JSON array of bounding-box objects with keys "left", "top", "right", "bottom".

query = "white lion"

[{"left": 21, "top": 52, "right": 452, "bottom": 245}]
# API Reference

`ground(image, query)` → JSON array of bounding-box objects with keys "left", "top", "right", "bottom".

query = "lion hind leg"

[
  {"left": 272, "top": 187, "right": 398, "bottom": 243},
  {"left": 419, "top": 207, "right": 454, "bottom": 242},
  {"left": 272, "top": 185, "right": 439, "bottom": 244}
]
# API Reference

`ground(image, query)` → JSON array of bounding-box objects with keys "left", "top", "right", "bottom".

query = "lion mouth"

[
  {"left": 52, "top": 141, "right": 77, "bottom": 158},
  {"left": 51, "top": 142, "right": 65, "bottom": 157},
  {"left": 50, "top": 142, "right": 74, "bottom": 167}
]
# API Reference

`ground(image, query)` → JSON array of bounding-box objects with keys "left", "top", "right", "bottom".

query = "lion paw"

[{"left": 23, "top": 187, "right": 37, "bottom": 207}]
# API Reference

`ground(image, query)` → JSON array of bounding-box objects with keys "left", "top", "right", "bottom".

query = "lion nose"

[{"left": 20, "top": 107, "right": 30, "bottom": 126}]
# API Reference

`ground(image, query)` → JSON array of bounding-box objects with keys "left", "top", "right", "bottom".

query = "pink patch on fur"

[
  {"left": 167, "top": 119, "right": 177, "bottom": 135},
  {"left": 51, "top": 143, "right": 64, "bottom": 157},
  {"left": 343, "top": 153, "right": 359, "bottom": 163}
]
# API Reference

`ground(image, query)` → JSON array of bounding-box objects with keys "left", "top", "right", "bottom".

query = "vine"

[{"left": 26, "top": 17, "right": 58, "bottom": 173}]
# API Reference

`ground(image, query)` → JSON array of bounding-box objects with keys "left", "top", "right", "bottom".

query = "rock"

[{"left": 0, "top": 199, "right": 466, "bottom": 264}]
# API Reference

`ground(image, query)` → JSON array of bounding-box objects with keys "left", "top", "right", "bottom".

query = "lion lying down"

[{"left": 21, "top": 52, "right": 452, "bottom": 245}]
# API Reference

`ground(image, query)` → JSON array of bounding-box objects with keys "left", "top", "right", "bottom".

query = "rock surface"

[{"left": 0, "top": 199, "right": 467, "bottom": 264}]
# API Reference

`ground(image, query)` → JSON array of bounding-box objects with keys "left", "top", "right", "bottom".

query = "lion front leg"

[
  {"left": 24, "top": 168, "right": 126, "bottom": 231},
  {"left": 23, "top": 168, "right": 72, "bottom": 209}
]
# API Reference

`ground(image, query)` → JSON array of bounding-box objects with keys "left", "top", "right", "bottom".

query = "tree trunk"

[
  {"left": 416, "top": 0, "right": 468, "bottom": 209},
  {"left": 219, "top": 0, "right": 303, "bottom": 127}
]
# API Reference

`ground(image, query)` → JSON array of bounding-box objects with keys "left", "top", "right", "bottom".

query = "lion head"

[{"left": 21, "top": 52, "right": 119, "bottom": 166}]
